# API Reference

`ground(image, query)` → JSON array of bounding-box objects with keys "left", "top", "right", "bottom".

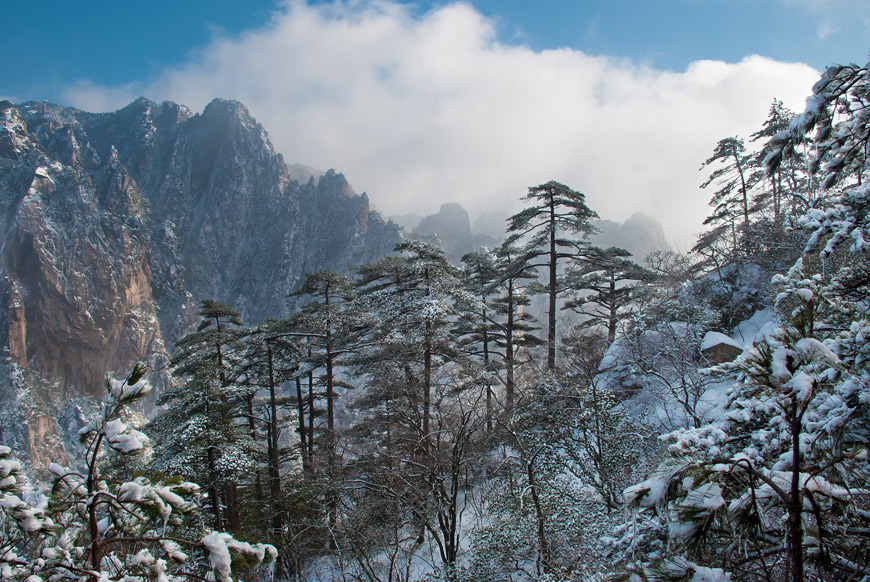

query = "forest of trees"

[{"left": 2, "top": 57, "right": 870, "bottom": 582}]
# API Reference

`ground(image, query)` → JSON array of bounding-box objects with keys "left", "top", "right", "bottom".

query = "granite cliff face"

[{"left": 0, "top": 97, "right": 400, "bottom": 465}]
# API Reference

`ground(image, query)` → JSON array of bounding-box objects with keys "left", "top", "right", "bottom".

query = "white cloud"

[
  {"left": 62, "top": 80, "right": 145, "bottom": 114},
  {"left": 61, "top": 0, "right": 819, "bottom": 248}
]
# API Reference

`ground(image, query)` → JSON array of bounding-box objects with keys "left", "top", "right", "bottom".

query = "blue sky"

[
  {"left": 2, "top": 1, "right": 868, "bottom": 246},
  {"left": 439, "top": 0, "right": 868, "bottom": 69},
  {"left": 2, "top": 0, "right": 866, "bottom": 104}
]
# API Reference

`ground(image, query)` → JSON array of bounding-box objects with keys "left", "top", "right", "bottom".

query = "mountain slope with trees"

[
  {"left": 3, "top": 53, "right": 870, "bottom": 582},
  {"left": 0, "top": 97, "right": 401, "bottom": 467}
]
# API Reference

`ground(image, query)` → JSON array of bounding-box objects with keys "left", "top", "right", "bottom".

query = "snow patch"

[{"left": 734, "top": 308, "right": 776, "bottom": 346}]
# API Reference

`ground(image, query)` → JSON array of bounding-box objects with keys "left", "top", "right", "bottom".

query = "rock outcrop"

[{"left": 413, "top": 203, "right": 475, "bottom": 260}]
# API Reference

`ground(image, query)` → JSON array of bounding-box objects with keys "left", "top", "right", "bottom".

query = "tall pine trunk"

[
  {"left": 787, "top": 398, "right": 804, "bottom": 582},
  {"left": 505, "top": 283, "right": 516, "bottom": 409},
  {"left": 547, "top": 198, "right": 557, "bottom": 370},
  {"left": 295, "top": 376, "right": 310, "bottom": 473}
]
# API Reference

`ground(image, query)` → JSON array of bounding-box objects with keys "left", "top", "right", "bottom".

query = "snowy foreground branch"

[{"left": 0, "top": 363, "right": 275, "bottom": 582}]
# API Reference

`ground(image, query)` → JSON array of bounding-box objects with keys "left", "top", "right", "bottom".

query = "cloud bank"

[{"left": 62, "top": 0, "right": 820, "bottom": 248}]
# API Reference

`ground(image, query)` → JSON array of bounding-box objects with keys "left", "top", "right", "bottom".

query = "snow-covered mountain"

[{"left": 0, "top": 97, "right": 401, "bottom": 465}]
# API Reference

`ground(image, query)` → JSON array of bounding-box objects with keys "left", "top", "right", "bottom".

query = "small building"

[{"left": 701, "top": 331, "right": 743, "bottom": 364}]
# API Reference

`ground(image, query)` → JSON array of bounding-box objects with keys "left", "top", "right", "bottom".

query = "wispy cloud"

[
  {"left": 61, "top": 0, "right": 818, "bottom": 248},
  {"left": 816, "top": 20, "right": 837, "bottom": 40}
]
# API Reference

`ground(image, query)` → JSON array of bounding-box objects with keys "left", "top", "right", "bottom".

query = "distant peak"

[
  {"left": 203, "top": 98, "right": 249, "bottom": 116},
  {"left": 625, "top": 212, "right": 658, "bottom": 225},
  {"left": 117, "top": 96, "right": 157, "bottom": 113},
  {"left": 437, "top": 202, "right": 468, "bottom": 217},
  {"left": 318, "top": 169, "right": 355, "bottom": 197}
]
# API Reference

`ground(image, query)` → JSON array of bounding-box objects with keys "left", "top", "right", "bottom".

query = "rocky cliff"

[{"left": 0, "top": 97, "right": 400, "bottom": 466}]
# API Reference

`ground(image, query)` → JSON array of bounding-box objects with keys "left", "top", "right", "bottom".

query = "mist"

[{"left": 62, "top": 0, "right": 819, "bottom": 248}]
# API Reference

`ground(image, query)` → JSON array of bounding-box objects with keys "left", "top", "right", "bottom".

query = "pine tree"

[
  {"left": 563, "top": 246, "right": 653, "bottom": 343},
  {"left": 476, "top": 372, "right": 652, "bottom": 579},
  {"left": 489, "top": 241, "right": 544, "bottom": 409},
  {"left": 354, "top": 241, "right": 465, "bottom": 443},
  {"left": 228, "top": 317, "right": 309, "bottom": 576},
  {"left": 615, "top": 56, "right": 870, "bottom": 582},
  {"left": 0, "top": 365, "right": 275, "bottom": 582},
  {"left": 614, "top": 276, "right": 720, "bottom": 429},
  {"left": 292, "top": 271, "right": 359, "bottom": 465},
  {"left": 506, "top": 181, "right": 598, "bottom": 370},
  {"left": 751, "top": 99, "right": 813, "bottom": 220},
  {"left": 148, "top": 299, "right": 259, "bottom": 532},
  {"left": 700, "top": 136, "right": 757, "bottom": 234},
  {"left": 766, "top": 58, "right": 870, "bottom": 191},
  {"left": 455, "top": 250, "right": 501, "bottom": 431},
  {"left": 620, "top": 268, "right": 870, "bottom": 582},
  {"left": 342, "top": 241, "right": 491, "bottom": 575},
  {"left": 695, "top": 135, "right": 777, "bottom": 281}
]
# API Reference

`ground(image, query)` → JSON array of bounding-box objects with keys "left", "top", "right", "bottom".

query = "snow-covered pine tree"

[
  {"left": 489, "top": 241, "right": 544, "bottom": 409},
  {"left": 291, "top": 271, "right": 359, "bottom": 466},
  {"left": 613, "top": 55, "right": 870, "bottom": 582},
  {"left": 506, "top": 181, "right": 598, "bottom": 370},
  {"left": 610, "top": 279, "right": 719, "bottom": 430},
  {"left": 454, "top": 250, "right": 502, "bottom": 433},
  {"left": 455, "top": 244, "right": 543, "bottom": 417},
  {"left": 0, "top": 364, "right": 275, "bottom": 582},
  {"left": 563, "top": 245, "right": 654, "bottom": 344},
  {"left": 473, "top": 372, "right": 653, "bottom": 580},
  {"left": 225, "top": 316, "right": 314, "bottom": 577},
  {"left": 338, "top": 241, "right": 490, "bottom": 577},
  {"left": 353, "top": 241, "right": 467, "bottom": 444},
  {"left": 698, "top": 136, "right": 758, "bottom": 254},
  {"left": 750, "top": 99, "right": 813, "bottom": 222},
  {"left": 766, "top": 58, "right": 870, "bottom": 192},
  {"left": 618, "top": 263, "right": 869, "bottom": 582}
]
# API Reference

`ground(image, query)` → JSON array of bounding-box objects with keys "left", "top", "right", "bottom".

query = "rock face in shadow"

[{"left": 0, "top": 98, "right": 400, "bottom": 465}]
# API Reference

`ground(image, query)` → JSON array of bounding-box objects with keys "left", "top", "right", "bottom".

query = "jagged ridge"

[{"left": 0, "top": 97, "right": 400, "bottom": 464}]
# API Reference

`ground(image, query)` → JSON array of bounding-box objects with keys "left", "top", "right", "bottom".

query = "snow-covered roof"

[{"left": 701, "top": 331, "right": 742, "bottom": 352}]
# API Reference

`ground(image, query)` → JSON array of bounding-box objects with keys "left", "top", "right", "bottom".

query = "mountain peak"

[
  {"left": 592, "top": 213, "right": 671, "bottom": 261},
  {"left": 0, "top": 97, "right": 401, "bottom": 408},
  {"left": 202, "top": 98, "right": 252, "bottom": 120}
]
